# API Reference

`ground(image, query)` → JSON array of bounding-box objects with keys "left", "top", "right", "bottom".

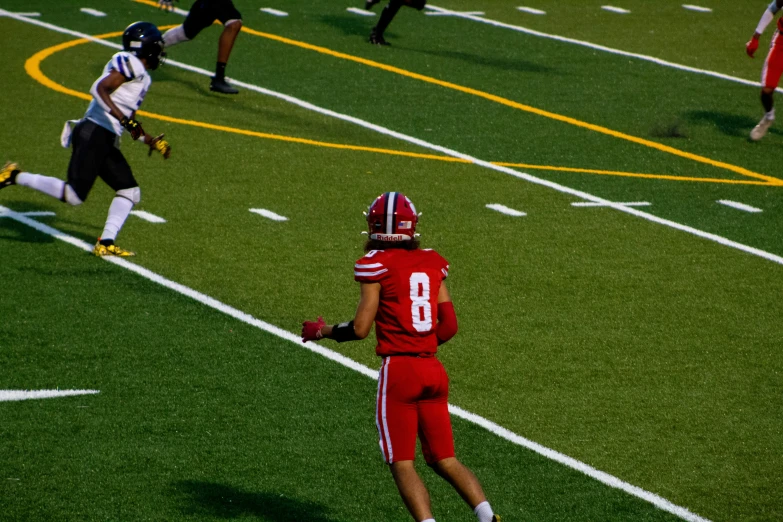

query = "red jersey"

[{"left": 354, "top": 248, "right": 449, "bottom": 357}]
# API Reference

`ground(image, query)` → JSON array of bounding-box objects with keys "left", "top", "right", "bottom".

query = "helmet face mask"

[
  {"left": 366, "top": 192, "right": 419, "bottom": 242},
  {"left": 122, "top": 21, "right": 165, "bottom": 70}
]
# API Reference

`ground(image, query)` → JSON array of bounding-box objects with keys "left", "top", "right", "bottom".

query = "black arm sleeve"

[{"left": 331, "top": 321, "right": 361, "bottom": 343}]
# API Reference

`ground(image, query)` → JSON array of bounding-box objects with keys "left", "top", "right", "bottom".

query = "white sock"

[
  {"left": 421, "top": 519, "right": 436, "bottom": 522},
  {"left": 766, "top": 109, "right": 775, "bottom": 121},
  {"left": 16, "top": 173, "right": 65, "bottom": 199},
  {"left": 163, "top": 25, "right": 189, "bottom": 47},
  {"left": 474, "top": 501, "right": 494, "bottom": 522},
  {"left": 101, "top": 196, "right": 134, "bottom": 241}
]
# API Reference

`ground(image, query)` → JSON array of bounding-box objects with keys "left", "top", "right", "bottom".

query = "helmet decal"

[{"left": 367, "top": 192, "right": 418, "bottom": 241}]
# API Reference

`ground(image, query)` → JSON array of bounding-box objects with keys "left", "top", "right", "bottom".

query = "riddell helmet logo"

[{"left": 372, "top": 233, "right": 412, "bottom": 241}]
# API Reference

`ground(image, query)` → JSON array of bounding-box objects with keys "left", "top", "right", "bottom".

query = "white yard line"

[
  {"left": 249, "top": 208, "right": 289, "bottom": 221},
  {"left": 486, "top": 203, "right": 526, "bottom": 216},
  {"left": 260, "top": 8, "right": 288, "bottom": 17},
  {"left": 130, "top": 210, "right": 167, "bottom": 223},
  {"left": 602, "top": 6, "right": 631, "bottom": 14},
  {"left": 682, "top": 5, "right": 712, "bottom": 13},
  {"left": 79, "top": 8, "right": 106, "bottom": 17},
  {"left": 426, "top": 10, "right": 485, "bottom": 16},
  {"left": 425, "top": 4, "right": 780, "bottom": 93},
  {"left": 1, "top": 11, "right": 781, "bottom": 515},
  {"left": 0, "top": 204, "right": 711, "bottom": 522},
  {"left": 517, "top": 6, "right": 546, "bottom": 15},
  {"left": 2, "top": 10, "right": 781, "bottom": 266},
  {"left": 0, "top": 210, "right": 56, "bottom": 217},
  {"left": 717, "top": 200, "right": 763, "bottom": 213},
  {"left": 0, "top": 389, "right": 99, "bottom": 402},
  {"left": 346, "top": 7, "right": 375, "bottom": 16},
  {"left": 571, "top": 201, "right": 650, "bottom": 207}
]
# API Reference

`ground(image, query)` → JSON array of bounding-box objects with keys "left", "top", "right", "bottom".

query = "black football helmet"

[{"left": 122, "top": 22, "right": 166, "bottom": 70}]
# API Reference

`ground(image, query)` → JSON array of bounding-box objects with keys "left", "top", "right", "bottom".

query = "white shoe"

[{"left": 750, "top": 116, "right": 774, "bottom": 141}]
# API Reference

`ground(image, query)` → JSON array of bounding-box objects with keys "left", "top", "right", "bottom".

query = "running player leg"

[
  {"left": 370, "top": 0, "right": 402, "bottom": 45},
  {"left": 753, "top": 31, "right": 783, "bottom": 140},
  {"left": 209, "top": 0, "right": 242, "bottom": 94},
  {"left": 419, "top": 360, "right": 498, "bottom": 522},
  {"left": 94, "top": 147, "right": 139, "bottom": 257},
  {"left": 378, "top": 357, "right": 434, "bottom": 521},
  {"left": 3, "top": 121, "right": 102, "bottom": 202}
]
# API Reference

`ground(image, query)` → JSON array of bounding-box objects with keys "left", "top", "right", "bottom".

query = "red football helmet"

[{"left": 366, "top": 192, "right": 418, "bottom": 241}]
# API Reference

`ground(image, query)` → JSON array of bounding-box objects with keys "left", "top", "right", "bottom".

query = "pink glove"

[
  {"left": 302, "top": 316, "right": 325, "bottom": 342},
  {"left": 747, "top": 36, "right": 760, "bottom": 58}
]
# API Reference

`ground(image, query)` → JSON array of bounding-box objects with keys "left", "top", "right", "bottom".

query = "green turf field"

[{"left": 1, "top": 1, "right": 782, "bottom": 521}]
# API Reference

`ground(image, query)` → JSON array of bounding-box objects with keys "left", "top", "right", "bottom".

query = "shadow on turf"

[
  {"left": 400, "top": 47, "right": 556, "bottom": 74},
  {"left": 174, "top": 481, "right": 336, "bottom": 521},
  {"left": 0, "top": 204, "right": 97, "bottom": 246},
  {"left": 319, "top": 14, "right": 398, "bottom": 40},
  {"left": 683, "top": 110, "right": 783, "bottom": 139}
]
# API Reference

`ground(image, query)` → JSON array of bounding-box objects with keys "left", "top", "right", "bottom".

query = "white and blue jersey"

[{"left": 84, "top": 52, "right": 151, "bottom": 136}]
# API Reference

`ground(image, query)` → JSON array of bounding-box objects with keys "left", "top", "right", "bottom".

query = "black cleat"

[
  {"left": 365, "top": 0, "right": 381, "bottom": 10},
  {"left": 0, "top": 162, "right": 20, "bottom": 189},
  {"left": 210, "top": 77, "right": 239, "bottom": 94},
  {"left": 369, "top": 31, "right": 390, "bottom": 46}
]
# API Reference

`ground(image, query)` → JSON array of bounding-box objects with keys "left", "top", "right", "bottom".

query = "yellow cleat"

[
  {"left": 93, "top": 242, "right": 136, "bottom": 257},
  {"left": 0, "top": 161, "right": 20, "bottom": 189}
]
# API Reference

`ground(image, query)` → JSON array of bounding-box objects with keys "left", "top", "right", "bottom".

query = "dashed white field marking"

[
  {"left": 424, "top": 5, "right": 781, "bottom": 93},
  {"left": 15, "top": 12, "right": 41, "bottom": 17},
  {"left": 0, "top": 202, "right": 712, "bottom": 522},
  {"left": 426, "top": 10, "right": 485, "bottom": 16},
  {"left": 572, "top": 201, "right": 651, "bottom": 207},
  {"left": 5, "top": 10, "right": 783, "bottom": 271},
  {"left": 0, "top": 210, "right": 55, "bottom": 217},
  {"left": 0, "top": 389, "right": 100, "bottom": 402},
  {"left": 517, "top": 6, "right": 546, "bottom": 15},
  {"left": 249, "top": 208, "right": 289, "bottom": 221},
  {"left": 0, "top": 12, "right": 777, "bottom": 516},
  {"left": 260, "top": 7, "right": 288, "bottom": 17},
  {"left": 602, "top": 5, "right": 630, "bottom": 14},
  {"left": 346, "top": 7, "right": 375, "bottom": 16},
  {"left": 79, "top": 8, "right": 106, "bottom": 17},
  {"left": 486, "top": 203, "right": 526, "bottom": 216},
  {"left": 682, "top": 4, "right": 712, "bottom": 13},
  {"left": 130, "top": 210, "right": 167, "bottom": 223},
  {"left": 717, "top": 200, "right": 763, "bottom": 213}
]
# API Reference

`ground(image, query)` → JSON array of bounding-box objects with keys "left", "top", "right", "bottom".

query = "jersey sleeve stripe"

[
  {"left": 114, "top": 56, "right": 130, "bottom": 79},
  {"left": 355, "top": 269, "right": 389, "bottom": 277},
  {"left": 355, "top": 263, "right": 384, "bottom": 269},
  {"left": 441, "top": 268, "right": 449, "bottom": 278},
  {"left": 122, "top": 56, "right": 136, "bottom": 79}
]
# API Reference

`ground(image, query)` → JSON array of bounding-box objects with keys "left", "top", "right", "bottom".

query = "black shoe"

[
  {"left": 0, "top": 162, "right": 20, "bottom": 189},
  {"left": 365, "top": 0, "right": 381, "bottom": 10},
  {"left": 369, "top": 31, "right": 390, "bottom": 46},
  {"left": 210, "top": 77, "right": 239, "bottom": 94}
]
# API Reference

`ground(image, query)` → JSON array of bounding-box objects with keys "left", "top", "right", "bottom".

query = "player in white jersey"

[{"left": 0, "top": 22, "right": 171, "bottom": 257}]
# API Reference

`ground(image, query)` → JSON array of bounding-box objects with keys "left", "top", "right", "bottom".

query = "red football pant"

[
  {"left": 762, "top": 30, "right": 783, "bottom": 89},
  {"left": 376, "top": 356, "right": 455, "bottom": 465}
]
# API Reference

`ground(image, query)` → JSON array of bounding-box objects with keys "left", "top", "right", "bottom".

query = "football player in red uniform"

[
  {"left": 302, "top": 192, "right": 499, "bottom": 522},
  {"left": 746, "top": 0, "right": 783, "bottom": 140}
]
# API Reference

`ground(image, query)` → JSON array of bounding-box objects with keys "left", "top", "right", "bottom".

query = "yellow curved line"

[
  {"left": 223, "top": 23, "right": 782, "bottom": 186},
  {"left": 493, "top": 163, "right": 774, "bottom": 186},
  {"left": 23, "top": 29, "right": 780, "bottom": 187}
]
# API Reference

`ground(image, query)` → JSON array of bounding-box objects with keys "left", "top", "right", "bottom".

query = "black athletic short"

[
  {"left": 183, "top": 0, "right": 242, "bottom": 40},
  {"left": 67, "top": 120, "right": 138, "bottom": 202}
]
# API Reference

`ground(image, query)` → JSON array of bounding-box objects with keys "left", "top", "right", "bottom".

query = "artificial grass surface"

[{"left": 1, "top": 1, "right": 782, "bottom": 520}]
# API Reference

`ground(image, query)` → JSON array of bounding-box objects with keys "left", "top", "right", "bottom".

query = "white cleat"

[{"left": 750, "top": 116, "right": 774, "bottom": 141}]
